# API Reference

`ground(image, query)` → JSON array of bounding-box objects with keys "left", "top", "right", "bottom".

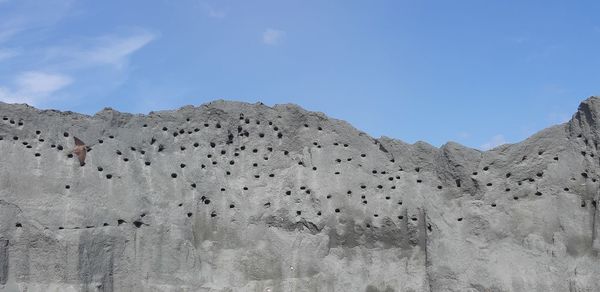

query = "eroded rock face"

[{"left": 0, "top": 97, "right": 599, "bottom": 292}]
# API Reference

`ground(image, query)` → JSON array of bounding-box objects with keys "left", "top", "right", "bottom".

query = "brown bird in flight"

[{"left": 73, "top": 137, "right": 87, "bottom": 166}]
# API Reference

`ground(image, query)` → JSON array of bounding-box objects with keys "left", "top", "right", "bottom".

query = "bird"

[{"left": 72, "top": 137, "right": 87, "bottom": 166}]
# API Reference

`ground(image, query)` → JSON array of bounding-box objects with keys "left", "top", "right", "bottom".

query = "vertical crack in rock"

[{"left": 0, "top": 239, "right": 8, "bottom": 285}]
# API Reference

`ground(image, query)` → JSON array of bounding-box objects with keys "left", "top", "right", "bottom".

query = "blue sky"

[{"left": 0, "top": 0, "right": 599, "bottom": 150}]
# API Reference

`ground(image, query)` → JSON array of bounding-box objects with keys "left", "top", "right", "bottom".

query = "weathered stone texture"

[{"left": 0, "top": 97, "right": 600, "bottom": 291}]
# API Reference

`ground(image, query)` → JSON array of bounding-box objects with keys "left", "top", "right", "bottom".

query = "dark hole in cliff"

[
  {"left": 535, "top": 191, "right": 542, "bottom": 196},
  {"left": 335, "top": 171, "right": 340, "bottom": 175},
  {"left": 109, "top": 135, "right": 114, "bottom": 139},
  {"left": 180, "top": 146, "right": 186, "bottom": 151},
  {"left": 158, "top": 145, "right": 165, "bottom": 152},
  {"left": 486, "top": 182, "right": 492, "bottom": 186},
  {"left": 347, "top": 190, "right": 352, "bottom": 195},
  {"left": 171, "top": 173, "right": 177, "bottom": 178},
  {"left": 513, "top": 196, "right": 519, "bottom": 200},
  {"left": 97, "top": 166, "right": 103, "bottom": 171},
  {"left": 592, "top": 200, "right": 597, "bottom": 208},
  {"left": 211, "top": 211, "right": 217, "bottom": 217},
  {"left": 243, "top": 187, "right": 248, "bottom": 190},
  {"left": 34, "top": 153, "right": 41, "bottom": 157},
  {"left": 118, "top": 219, "right": 125, "bottom": 225},
  {"left": 581, "top": 151, "right": 587, "bottom": 156},
  {"left": 133, "top": 221, "right": 143, "bottom": 228},
  {"left": 187, "top": 212, "right": 192, "bottom": 217},
  {"left": 417, "top": 179, "right": 422, "bottom": 183},
  {"left": 296, "top": 211, "right": 301, "bottom": 215},
  {"left": 563, "top": 187, "right": 569, "bottom": 191},
  {"left": 172, "top": 132, "right": 178, "bottom": 137},
  {"left": 12, "top": 136, "right": 18, "bottom": 140},
  {"left": 286, "top": 190, "right": 291, "bottom": 195},
  {"left": 216, "top": 123, "right": 221, "bottom": 128},
  {"left": 411, "top": 217, "right": 417, "bottom": 221},
  {"left": 374, "top": 214, "right": 379, "bottom": 217},
  {"left": 361, "top": 154, "right": 366, "bottom": 157},
  {"left": 298, "top": 161, "right": 304, "bottom": 166},
  {"left": 538, "top": 150, "right": 544, "bottom": 155},
  {"left": 398, "top": 215, "right": 404, "bottom": 220},
  {"left": 106, "top": 174, "right": 112, "bottom": 179},
  {"left": 65, "top": 185, "right": 70, "bottom": 189},
  {"left": 229, "top": 204, "right": 235, "bottom": 209},
  {"left": 179, "top": 129, "right": 185, "bottom": 134},
  {"left": 63, "top": 132, "right": 69, "bottom": 137},
  {"left": 123, "top": 158, "right": 129, "bottom": 162},
  {"left": 581, "top": 200, "right": 586, "bottom": 208},
  {"left": 144, "top": 161, "right": 151, "bottom": 166},
  {"left": 253, "top": 163, "right": 258, "bottom": 167},
  {"left": 581, "top": 172, "right": 589, "bottom": 178},
  {"left": 455, "top": 179, "right": 462, "bottom": 188},
  {"left": 9, "top": 120, "right": 14, "bottom": 124},
  {"left": 335, "top": 208, "right": 340, "bottom": 213},
  {"left": 360, "top": 185, "right": 366, "bottom": 189},
  {"left": 103, "top": 223, "right": 109, "bottom": 226},
  {"left": 415, "top": 167, "right": 420, "bottom": 172},
  {"left": 312, "top": 167, "right": 317, "bottom": 171},
  {"left": 15, "top": 223, "right": 22, "bottom": 228},
  {"left": 17, "top": 121, "right": 23, "bottom": 126},
  {"left": 457, "top": 218, "right": 463, "bottom": 222},
  {"left": 254, "top": 174, "right": 260, "bottom": 178},
  {"left": 505, "top": 188, "right": 511, "bottom": 192},
  {"left": 178, "top": 203, "right": 183, "bottom": 207},
  {"left": 116, "top": 150, "right": 122, "bottom": 155},
  {"left": 191, "top": 183, "right": 196, "bottom": 188},
  {"left": 483, "top": 166, "right": 489, "bottom": 171},
  {"left": 536, "top": 172, "right": 543, "bottom": 177},
  {"left": 220, "top": 188, "right": 226, "bottom": 192},
  {"left": 491, "top": 203, "right": 497, "bottom": 207},
  {"left": 180, "top": 163, "right": 186, "bottom": 168},
  {"left": 67, "top": 153, "right": 73, "bottom": 158},
  {"left": 377, "top": 185, "right": 383, "bottom": 189},
  {"left": 57, "top": 145, "right": 64, "bottom": 151}
]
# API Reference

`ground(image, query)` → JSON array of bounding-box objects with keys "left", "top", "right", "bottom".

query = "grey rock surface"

[{"left": 0, "top": 97, "right": 599, "bottom": 292}]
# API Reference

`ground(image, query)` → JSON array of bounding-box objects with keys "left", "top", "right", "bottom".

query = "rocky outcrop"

[{"left": 0, "top": 97, "right": 599, "bottom": 291}]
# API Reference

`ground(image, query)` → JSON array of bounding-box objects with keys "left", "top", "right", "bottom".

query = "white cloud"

[
  {"left": 15, "top": 71, "right": 72, "bottom": 94},
  {"left": 262, "top": 28, "right": 285, "bottom": 45},
  {"left": 83, "top": 31, "right": 156, "bottom": 68},
  {"left": 0, "top": 48, "right": 17, "bottom": 61},
  {"left": 207, "top": 6, "right": 226, "bottom": 18},
  {"left": 481, "top": 134, "right": 507, "bottom": 151},
  {"left": 0, "top": 71, "right": 72, "bottom": 105}
]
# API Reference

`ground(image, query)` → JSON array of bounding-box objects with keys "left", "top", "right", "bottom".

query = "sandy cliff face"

[{"left": 0, "top": 97, "right": 599, "bottom": 292}]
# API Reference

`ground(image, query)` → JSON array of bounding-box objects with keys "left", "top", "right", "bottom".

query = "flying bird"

[{"left": 73, "top": 137, "right": 87, "bottom": 166}]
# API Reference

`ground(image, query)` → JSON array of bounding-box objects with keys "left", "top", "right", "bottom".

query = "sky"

[{"left": 0, "top": 0, "right": 599, "bottom": 150}]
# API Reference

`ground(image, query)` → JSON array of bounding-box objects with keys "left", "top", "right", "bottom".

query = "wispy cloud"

[
  {"left": 481, "top": 134, "right": 507, "bottom": 150},
  {"left": 0, "top": 48, "right": 17, "bottom": 61},
  {"left": 207, "top": 5, "right": 226, "bottom": 18},
  {"left": 262, "top": 28, "right": 285, "bottom": 45},
  {"left": 0, "top": 0, "right": 74, "bottom": 44},
  {"left": 83, "top": 32, "right": 156, "bottom": 68},
  {"left": 43, "top": 30, "right": 158, "bottom": 70},
  {"left": 0, "top": 71, "right": 72, "bottom": 105}
]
